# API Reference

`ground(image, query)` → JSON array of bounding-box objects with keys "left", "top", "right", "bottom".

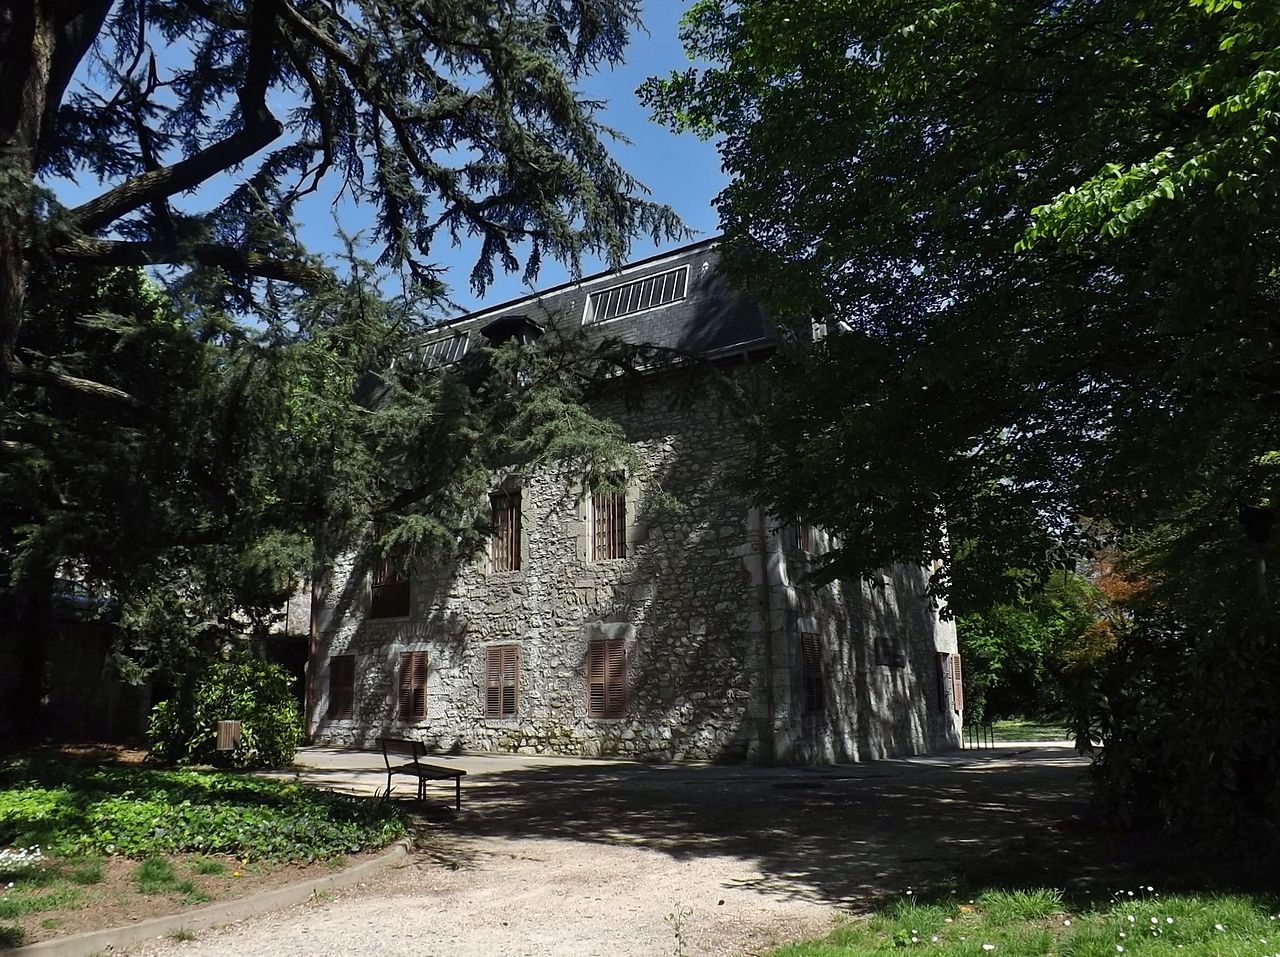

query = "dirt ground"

[
  {"left": 127, "top": 742, "right": 1277, "bottom": 957},
  {"left": 6, "top": 851, "right": 385, "bottom": 946},
  {"left": 126, "top": 744, "right": 1170, "bottom": 957}
]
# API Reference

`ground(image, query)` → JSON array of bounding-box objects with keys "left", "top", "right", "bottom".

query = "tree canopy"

[
  {"left": 2, "top": 0, "right": 682, "bottom": 400},
  {"left": 644, "top": 0, "right": 1280, "bottom": 612},
  {"left": 646, "top": 0, "right": 1280, "bottom": 831},
  {"left": 0, "top": 0, "right": 682, "bottom": 735}
]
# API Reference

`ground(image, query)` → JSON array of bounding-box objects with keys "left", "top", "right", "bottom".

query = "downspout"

[
  {"left": 304, "top": 568, "right": 319, "bottom": 744},
  {"left": 756, "top": 509, "right": 777, "bottom": 766}
]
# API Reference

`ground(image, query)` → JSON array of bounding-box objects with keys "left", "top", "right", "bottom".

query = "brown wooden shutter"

[
  {"left": 937, "top": 653, "right": 952, "bottom": 711},
  {"left": 398, "top": 651, "right": 427, "bottom": 721},
  {"left": 604, "top": 639, "right": 625, "bottom": 717},
  {"left": 587, "top": 639, "right": 625, "bottom": 718},
  {"left": 502, "top": 646, "right": 518, "bottom": 717},
  {"left": 950, "top": 653, "right": 964, "bottom": 715},
  {"left": 370, "top": 554, "right": 411, "bottom": 618},
  {"left": 485, "top": 645, "right": 519, "bottom": 718},
  {"left": 587, "top": 640, "right": 606, "bottom": 717},
  {"left": 801, "top": 632, "right": 825, "bottom": 714},
  {"left": 328, "top": 655, "right": 355, "bottom": 719},
  {"left": 590, "top": 483, "right": 627, "bottom": 560},
  {"left": 485, "top": 646, "right": 502, "bottom": 717},
  {"left": 490, "top": 491, "right": 521, "bottom": 572}
]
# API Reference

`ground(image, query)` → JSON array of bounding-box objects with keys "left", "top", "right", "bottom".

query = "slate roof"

[{"left": 406, "top": 237, "right": 772, "bottom": 368}]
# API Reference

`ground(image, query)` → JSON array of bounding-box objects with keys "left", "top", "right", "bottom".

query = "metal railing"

[{"left": 961, "top": 721, "right": 994, "bottom": 749}]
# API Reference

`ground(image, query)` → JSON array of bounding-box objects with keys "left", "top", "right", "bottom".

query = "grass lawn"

[
  {"left": 773, "top": 887, "right": 1280, "bottom": 957},
  {"left": 987, "top": 719, "right": 1070, "bottom": 742},
  {"left": 0, "top": 752, "right": 407, "bottom": 948}
]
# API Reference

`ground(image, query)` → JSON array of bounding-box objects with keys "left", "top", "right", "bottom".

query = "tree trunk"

[
  {"left": 0, "top": 0, "right": 112, "bottom": 396},
  {"left": 0, "top": 1, "right": 50, "bottom": 396}
]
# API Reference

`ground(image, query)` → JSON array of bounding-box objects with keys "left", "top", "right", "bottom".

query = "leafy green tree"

[
  {"left": 646, "top": 0, "right": 1280, "bottom": 828},
  {"left": 644, "top": 0, "right": 1280, "bottom": 608}
]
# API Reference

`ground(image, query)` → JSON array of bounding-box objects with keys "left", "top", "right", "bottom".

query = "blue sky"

[{"left": 52, "top": 1, "right": 726, "bottom": 319}]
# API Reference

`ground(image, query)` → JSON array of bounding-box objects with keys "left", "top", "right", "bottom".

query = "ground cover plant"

[
  {"left": 0, "top": 754, "right": 407, "bottom": 947},
  {"left": 0, "top": 758, "right": 405, "bottom": 861},
  {"left": 771, "top": 887, "right": 1280, "bottom": 957}
]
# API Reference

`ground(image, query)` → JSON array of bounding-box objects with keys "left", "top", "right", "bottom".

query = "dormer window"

[{"left": 584, "top": 266, "right": 688, "bottom": 324}]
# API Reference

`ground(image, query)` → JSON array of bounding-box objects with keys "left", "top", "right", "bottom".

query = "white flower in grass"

[
  {"left": 1127, "top": 916, "right": 1136, "bottom": 923},
  {"left": 931, "top": 935, "right": 939, "bottom": 942},
  {"left": 1215, "top": 924, "right": 1225, "bottom": 931},
  {"left": 1166, "top": 917, "right": 1174, "bottom": 924},
  {"left": 981, "top": 944, "right": 995, "bottom": 952},
  {"left": 1116, "top": 946, "right": 1125, "bottom": 953},
  {"left": 1151, "top": 918, "right": 1158, "bottom": 924},
  {"left": 944, "top": 918, "right": 954, "bottom": 924},
  {"left": 1063, "top": 920, "right": 1072, "bottom": 927}
]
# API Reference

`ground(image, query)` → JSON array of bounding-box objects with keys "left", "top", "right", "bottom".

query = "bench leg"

[{"left": 455, "top": 777, "right": 461, "bottom": 812}]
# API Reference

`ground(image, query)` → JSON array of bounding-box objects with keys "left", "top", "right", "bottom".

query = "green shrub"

[{"left": 148, "top": 655, "right": 302, "bottom": 769}]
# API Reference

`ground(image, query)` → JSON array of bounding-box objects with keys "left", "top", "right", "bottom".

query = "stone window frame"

[
  {"left": 575, "top": 474, "right": 644, "bottom": 564},
  {"left": 486, "top": 477, "right": 530, "bottom": 576}
]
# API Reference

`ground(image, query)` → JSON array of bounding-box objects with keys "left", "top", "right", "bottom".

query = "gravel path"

[{"left": 133, "top": 746, "right": 1109, "bottom": 957}]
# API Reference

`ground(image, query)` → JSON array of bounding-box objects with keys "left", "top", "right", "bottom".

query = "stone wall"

[{"left": 308, "top": 370, "right": 961, "bottom": 763}]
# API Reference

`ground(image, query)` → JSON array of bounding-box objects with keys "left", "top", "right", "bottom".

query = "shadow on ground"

[{"left": 375, "top": 747, "right": 1273, "bottom": 909}]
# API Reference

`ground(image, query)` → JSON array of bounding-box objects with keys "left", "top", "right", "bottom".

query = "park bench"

[{"left": 378, "top": 737, "right": 466, "bottom": 810}]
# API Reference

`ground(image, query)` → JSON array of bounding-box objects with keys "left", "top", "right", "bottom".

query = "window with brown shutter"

[
  {"left": 586, "top": 638, "right": 626, "bottom": 718},
  {"left": 490, "top": 491, "right": 522, "bottom": 572},
  {"left": 950, "top": 652, "right": 964, "bottom": 715},
  {"left": 484, "top": 645, "right": 519, "bottom": 718},
  {"left": 801, "top": 632, "right": 825, "bottom": 714},
  {"left": 328, "top": 655, "right": 355, "bottom": 719},
  {"left": 370, "top": 554, "right": 410, "bottom": 618},
  {"left": 398, "top": 650, "right": 428, "bottom": 721},
  {"left": 937, "top": 652, "right": 953, "bottom": 712},
  {"left": 787, "top": 524, "right": 817, "bottom": 554},
  {"left": 589, "top": 483, "right": 627, "bottom": 561}
]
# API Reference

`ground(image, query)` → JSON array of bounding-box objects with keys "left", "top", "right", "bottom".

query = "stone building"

[{"left": 306, "top": 238, "right": 963, "bottom": 763}]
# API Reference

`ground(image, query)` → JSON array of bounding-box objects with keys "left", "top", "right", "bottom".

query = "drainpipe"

[
  {"left": 756, "top": 509, "right": 777, "bottom": 766},
  {"left": 304, "top": 569, "right": 319, "bottom": 744}
]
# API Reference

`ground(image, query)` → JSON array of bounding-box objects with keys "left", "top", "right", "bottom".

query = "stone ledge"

[{"left": 6, "top": 841, "right": 410, "bottom": 957}]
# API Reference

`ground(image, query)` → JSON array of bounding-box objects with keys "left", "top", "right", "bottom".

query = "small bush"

[
  {"left": 190, "top": 857, "right": 225, "bottom": 876},
  {"left": 148, "top": 655, "right": 302, "bottom": 769}
]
